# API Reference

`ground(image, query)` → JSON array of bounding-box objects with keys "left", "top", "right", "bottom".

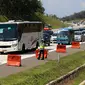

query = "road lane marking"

[{"left": 0, "top": 42, "right": 85, "bottom": 65}]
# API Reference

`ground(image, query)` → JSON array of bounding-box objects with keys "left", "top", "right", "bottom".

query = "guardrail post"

[{"left": 58, "top": 53, "right": 60, "bottom": 63}]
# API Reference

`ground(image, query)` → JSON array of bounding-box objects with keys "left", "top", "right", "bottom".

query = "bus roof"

[
  {"left": 0, "top": 21, "right": 42, "bottom": 24},
  {"left": 57, "top": 27, "right": 73, "bottom": 34},
  {"left": 62, "top": 27, "right": 72, "bottom": 30}
]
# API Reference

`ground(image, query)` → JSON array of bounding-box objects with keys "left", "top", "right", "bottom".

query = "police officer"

[{"left": 38, "top": 39, "right": 45, "bottom": 60}]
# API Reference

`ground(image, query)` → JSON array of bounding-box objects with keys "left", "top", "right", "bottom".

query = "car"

[
  {"left": 43, "top": 33, "right": 51, "bottom": 46},
  {"left": 50, "top": 32, "right": 58, "bottom": 43}
]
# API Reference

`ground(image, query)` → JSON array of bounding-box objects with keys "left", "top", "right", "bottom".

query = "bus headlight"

[{"left": 12, "top": 44, "right": 17, "bottom": 47}]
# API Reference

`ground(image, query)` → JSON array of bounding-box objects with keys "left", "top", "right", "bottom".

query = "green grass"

[
  {"left": 36, "top": 13, "right": 68, "bottom": 29},
  {"left": 73, "top": 69, "right": 85, "bottom": 85},
  {"left": 0, "top": 14, "right": 68, "bottom": 29},
  {"left": 0, "top": 15, "right": 8, "bottom": 22},
  {"left": 64, "top": 66, "right": 85, "bottom": 85},
  {"left": 42, "top": 16, "right": 68, "bottom": 29},
  {"left": 64, "top": 68, "right": 85, "bottom": 85},
  {"left": 0, "top": 51, "right": 85, "bottom": 85}
]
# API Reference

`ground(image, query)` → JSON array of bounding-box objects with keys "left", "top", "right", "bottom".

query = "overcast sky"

[{"left": 42, "top": 0, "right": 85, "bottom": 18}]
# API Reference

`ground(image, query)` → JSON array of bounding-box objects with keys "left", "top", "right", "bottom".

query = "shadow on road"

[{"left": 1, "top": 48, "right": 36, "bottom": 55}]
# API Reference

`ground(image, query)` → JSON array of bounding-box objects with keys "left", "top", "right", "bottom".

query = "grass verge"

[
  {"left": 0, "top": 51, "right": 85, "bottom": 85},
  {"left": 36, "top": 13, "right": 68, "bottom": 29},
  {"left": 65, "top": 66, "right": 85, "bottom": 85},
  {"left": 73, "top": 68, "right": 85, "bottom": 85},
  {"left": 0, "top": 15, "right": 8, "bottom": 22}
]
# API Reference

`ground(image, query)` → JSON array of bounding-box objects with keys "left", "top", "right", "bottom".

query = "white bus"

[{"left": 0, "top": 21, "right": 43, "bottom": 53}]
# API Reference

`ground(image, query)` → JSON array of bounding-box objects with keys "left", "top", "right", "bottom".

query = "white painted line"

[
  {"left": 79, "top": 80, "right": 85, "bottom": 85},
  {"left": 0, "top": 42, "right": 85, "bottom": 65}
]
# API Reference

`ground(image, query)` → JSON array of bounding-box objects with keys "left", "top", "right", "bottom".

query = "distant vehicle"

[
  {"left": 79, "top": 28, "right": 85, "bottom": 31},
  {"left": 57, "top": 27, "right": 74, "bottom": 45},
  {"left": 50, "top": 32, "right": 58, "bottom": 43},
  {"left": 0, "top": 21, "right": 43, "bottom": 53},
  {"left": 44, "top": 24, "right": 52, "bottom": 29},
  {"left": 43, "top": 30, "right": 53, "bottom": 37},
  {"left": 44, "top": 24, "right": 52, "bottom": 31},
  {"left": 44, "top": 27, "right": 51, "bottom": 30},
  {"left": 74, "top": 30, "right": 85, "bottom": 42},
  {"left": 43, "top": 33, "right": 50, "bottom": 46},
  {"left": 74, "top": 31, "right": 82, "bottom": 41}
]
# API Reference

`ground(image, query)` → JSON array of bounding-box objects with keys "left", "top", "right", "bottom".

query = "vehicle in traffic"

[
  {"left": 57, "top": 27, "right": 74, "bottom": 45},
  {"left": 44, "top": 24, "right": 52, "bottom": 30},
  {"left": 43, "top": 30, "right": 53, "bottom": 37},
  {"left": 43, "top": 33, "right": 51, "bottom": 46},
  {"left": 74, "top": 30, "right": 85, "bottom": 42},
  {"left": 50, "top": 32, "right": 58, "bottom": 43},
  {"left": 79, "top": 28, "right": 85, "bottom": 31},
  {"left": 0, "top": 21, "right": 43, "bottom": 53},
  {"left": 74, "top": 31, "right": 82, "bottom": 42}
]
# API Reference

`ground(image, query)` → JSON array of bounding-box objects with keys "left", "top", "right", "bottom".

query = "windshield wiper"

[{"left": 3, "top": 38, "right": 17, "bottom": 41}]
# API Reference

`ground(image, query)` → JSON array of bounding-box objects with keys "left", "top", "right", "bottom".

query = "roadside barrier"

[
  {"left": 35, "top": 49, "right": 48, "bottom": 59},
  {"left": 56, "top": 45, "right": 66, "bottom": 53},
  {"left": 7, "top": 54, "right": 21, "bottom": 67},
  {"left": 71, "top": 41, "right": 80, "bottom": 49},
  {"left": 46, "top": 64, "right": 85, "bottom": 85},
  {"left": 44, "top": 49, "right": 48, "bottom": 58},
  {"left": 35, "top": 49, "right": 40, "bottom": 59},
  {"left": 79, "top": 80, "right": 85, "bottom": 85}
]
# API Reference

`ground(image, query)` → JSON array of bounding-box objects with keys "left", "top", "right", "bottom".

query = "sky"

[{"left": 42, "top": 0, "right": 85, "bottom": 18}]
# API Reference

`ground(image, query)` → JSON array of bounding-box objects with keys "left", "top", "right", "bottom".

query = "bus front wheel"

[{"left": 22, "top": 43, "right": 25, "bottom": 51}]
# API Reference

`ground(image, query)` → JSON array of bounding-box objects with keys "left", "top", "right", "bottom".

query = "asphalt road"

[{"left": 0, "top": 42, "right": 85, "bottom": 77}]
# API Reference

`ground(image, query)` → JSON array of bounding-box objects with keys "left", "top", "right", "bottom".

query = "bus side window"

[{"left": 18, "top": 24, "right": 23, "bottom": 41}]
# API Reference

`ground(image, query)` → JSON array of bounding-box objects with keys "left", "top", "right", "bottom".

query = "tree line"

[
  {"left": 61, "top": 10, "right": 85, "bottom": 21},
  {"left": 0, "top": 0, "right": 45, "bottom": 21}
]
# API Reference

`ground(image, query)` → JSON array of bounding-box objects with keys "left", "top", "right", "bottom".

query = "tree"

[
  {"left": 61, "top": 10, "right": 85, "bottom": 21},
  {"left": 0, "top": 0, "right": 44, "bottom": 20}
]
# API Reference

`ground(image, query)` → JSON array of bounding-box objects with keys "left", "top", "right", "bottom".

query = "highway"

[
  {"left": 0, "top": 41, "right": 85, "bottom": 77},
  {"left": 0, "top": 28, "right": 85, "bottom": 77},
  {"left": 0, "top": 42, "right": 78, "bottom": 65},
  {"left": 0, "top": 29, "right": 58, "bottom": 65}
]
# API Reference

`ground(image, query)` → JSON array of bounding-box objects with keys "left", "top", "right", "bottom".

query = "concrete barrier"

[
  {"left": 46, "top": 64, "right": 85, "bottom": 85},
  {"left": 79, "top": 80, "right": 85, "bottom": 85}
]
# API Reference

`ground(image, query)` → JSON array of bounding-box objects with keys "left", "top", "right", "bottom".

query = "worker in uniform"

[{"left": 38, "top": 39, "right": 45, "bottom": 60}]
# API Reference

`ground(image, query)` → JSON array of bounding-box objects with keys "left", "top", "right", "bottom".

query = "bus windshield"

[
  {"left": 58, "top": 31, "right": 69, "bottom": 36},
  {"left": 0, "top": 24, "right": 18, "bottom": 41}
]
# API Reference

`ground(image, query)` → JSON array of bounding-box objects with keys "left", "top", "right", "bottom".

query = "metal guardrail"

[
  {"left": 79, "top": 80, "right": 85, "bottom": 85},
  {"left": 46, "top": 64, "right": 85, "bottom": 85}
]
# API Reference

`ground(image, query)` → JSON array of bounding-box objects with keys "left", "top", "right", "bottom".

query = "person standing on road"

[{"left": 38, "top": 39, "right": 45, "bottom": 60}]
